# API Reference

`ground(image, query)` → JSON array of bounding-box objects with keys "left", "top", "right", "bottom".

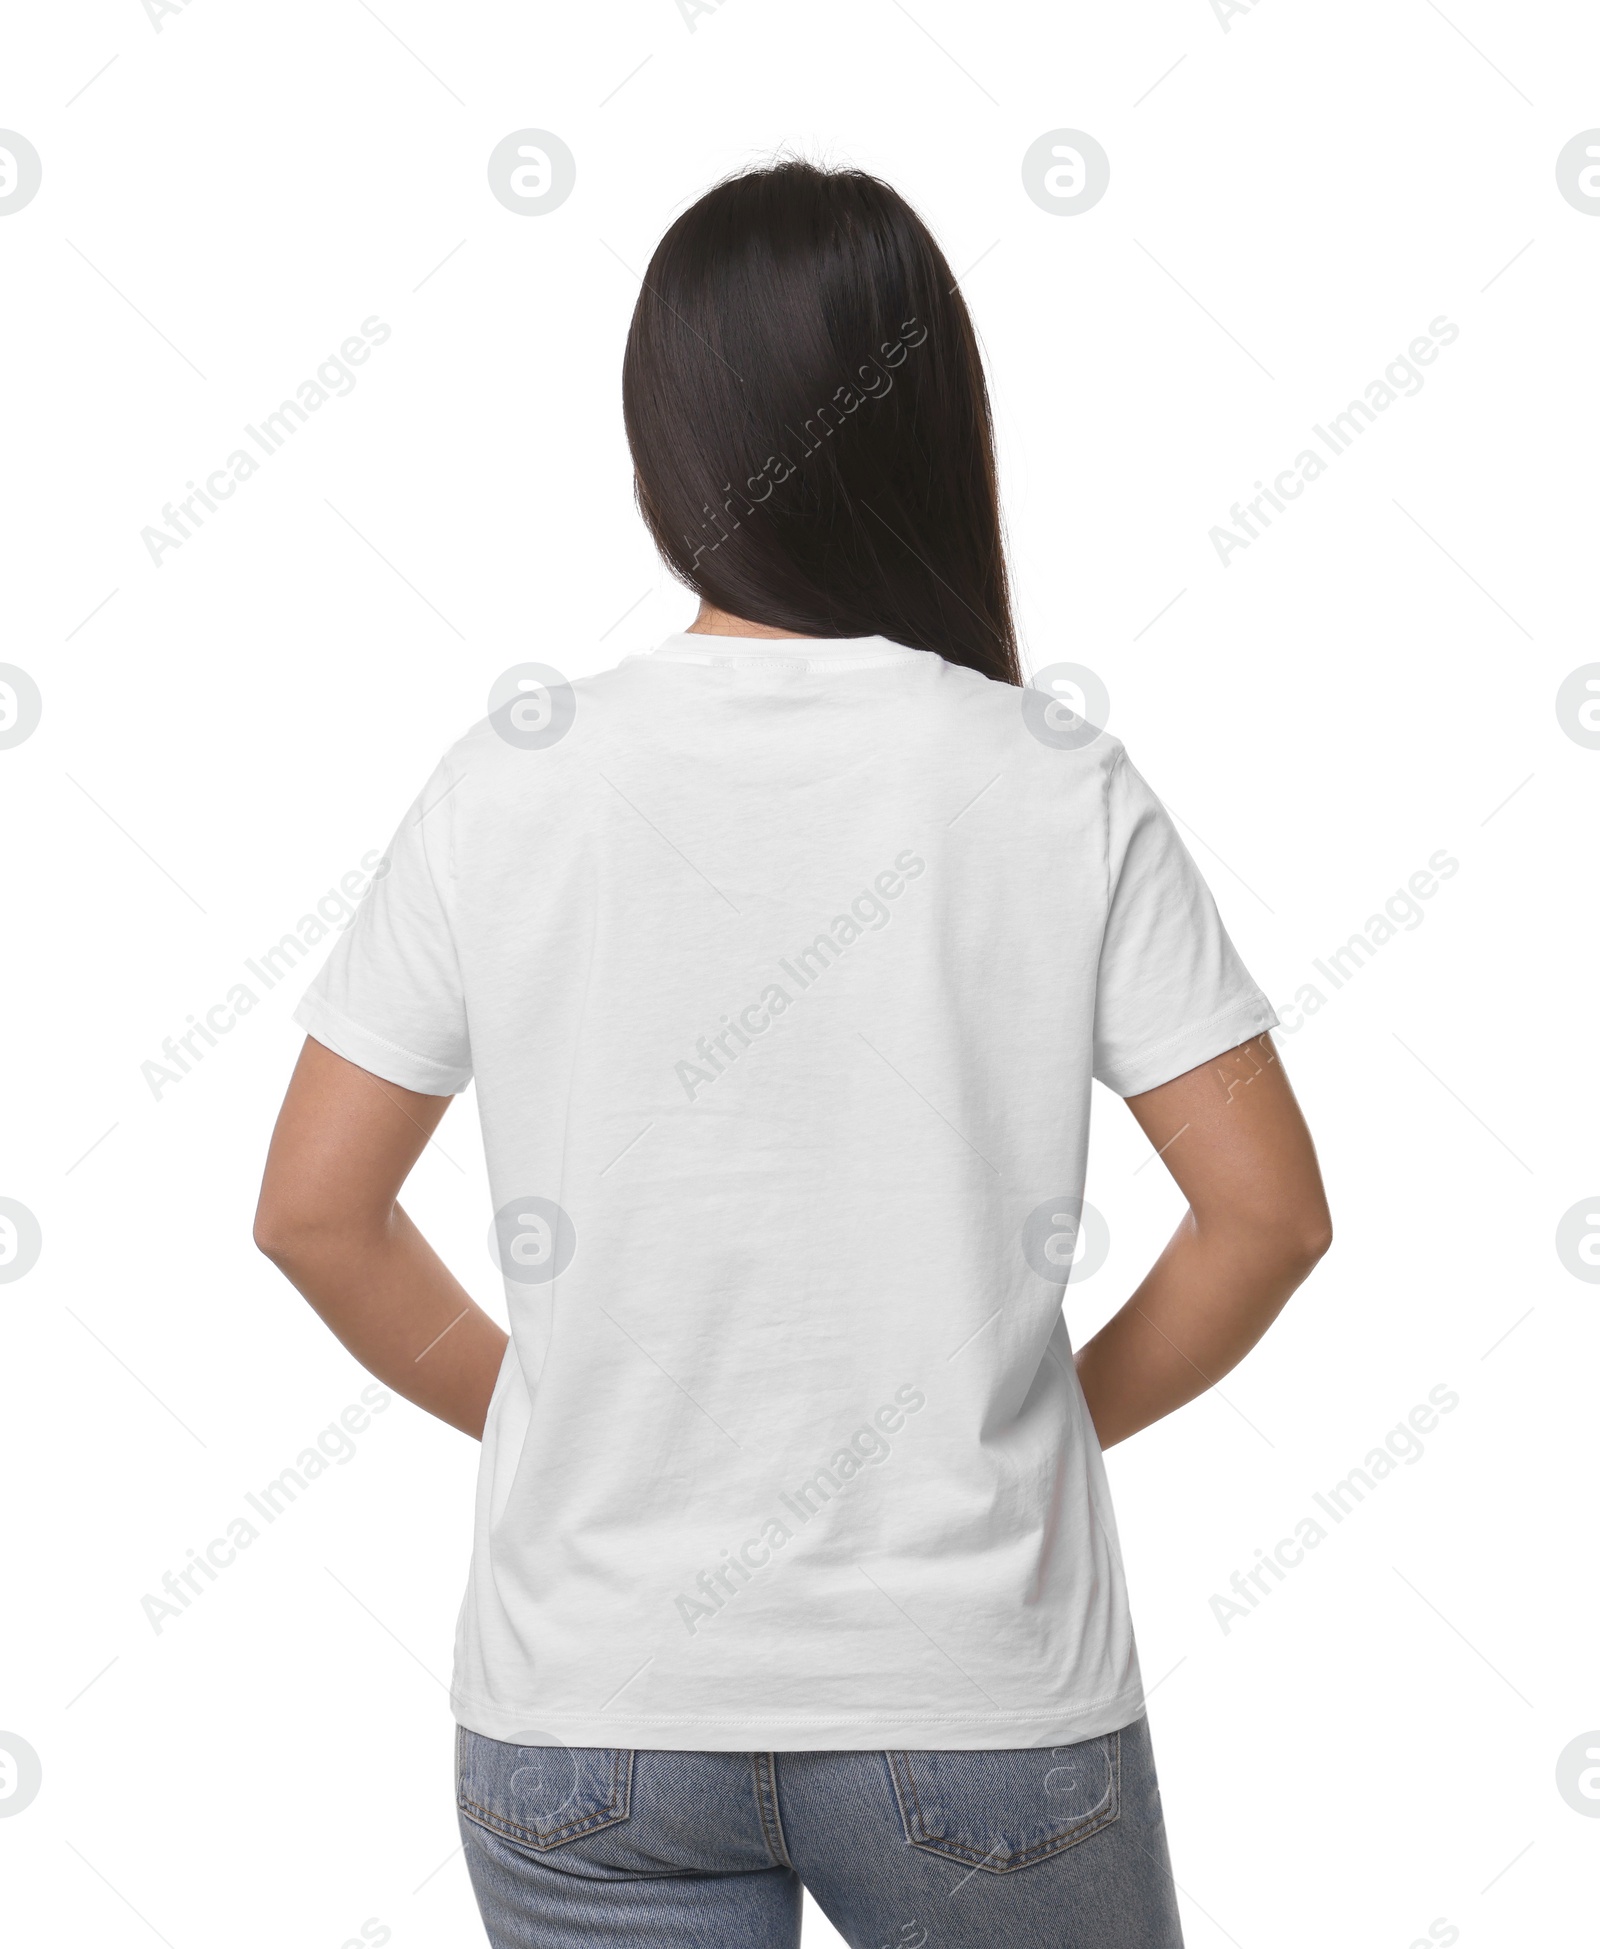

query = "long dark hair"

[{"left": 622, "top": 160, "right": 1021, "bottom": 686}]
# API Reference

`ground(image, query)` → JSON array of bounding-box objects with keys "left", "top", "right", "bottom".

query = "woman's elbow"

[
  {"left": 1205, "top": 1197, "right": 1332, "bottom": 1277},
  {"left": 1283, "top": 1196, "right": 1333, "bottom": 1274},
  {"left": 1298, "top": 1212, "right": 1334, "bottom": 1269},
  {"left": 252, "top": 1201, "right": 301, "bottom": 1265},
  {"left": 252, "top": 1195, "right": 355, "bottom": 1267}
]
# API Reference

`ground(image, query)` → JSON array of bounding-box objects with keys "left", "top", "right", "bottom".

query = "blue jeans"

[{"left": 457, "top": 1715, "right": 1185, "bottom": 1947}]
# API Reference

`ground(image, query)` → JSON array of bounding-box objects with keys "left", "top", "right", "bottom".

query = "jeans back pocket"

[
  {"left": 456, "top": 1726, "right": 634, "bottom": 1852},
  {"left": 887, "top": 1731, "right": 1121, "bottom": 1873}
]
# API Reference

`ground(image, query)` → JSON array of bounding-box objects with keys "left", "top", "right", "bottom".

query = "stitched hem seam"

[{"left": 449, "top": 1681, "right": 1147, "bottom": 1734}]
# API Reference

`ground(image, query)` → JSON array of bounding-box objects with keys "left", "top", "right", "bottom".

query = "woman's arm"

[
  {"left": 1073, "top": 1035, "right": 1331, "bottom": 1449},
  {"left": 253, "top": 1037, "right": 509, "bottom": 1439}
]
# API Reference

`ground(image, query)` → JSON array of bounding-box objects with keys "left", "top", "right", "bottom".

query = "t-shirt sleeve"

[
  {"left": 1092, "top": 747, "right": 1278, "bottom": 1097},
  {"left": 293, "top": 761, "right": 473, "bottom": 1095}
]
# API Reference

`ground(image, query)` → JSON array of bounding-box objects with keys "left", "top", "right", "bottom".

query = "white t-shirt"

[{"left": 295, "top": 631, "right": 1278, "bottom": 1751}]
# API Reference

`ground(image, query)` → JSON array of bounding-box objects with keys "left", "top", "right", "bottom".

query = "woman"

[{"left": 255, "top": 160, "right": 1330, "bottom": 1949}]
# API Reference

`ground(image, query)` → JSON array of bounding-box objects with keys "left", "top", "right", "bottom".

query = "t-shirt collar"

[{"left": 648, "top": 631, "right": 922, "bottom": 670}]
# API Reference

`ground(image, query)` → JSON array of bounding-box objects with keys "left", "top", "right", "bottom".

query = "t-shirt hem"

[
  {"left": 293, "top": 992, "right": 473, "bottom": 1096},
  {"left": 447, "top": 1681, "right": 1148, "bottom": 1753},
  {"left": 1097, "top": 992, "right": 1279, "bottom": 1099}
]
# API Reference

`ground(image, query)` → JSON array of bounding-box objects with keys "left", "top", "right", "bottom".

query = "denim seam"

[
  {"left": 750, "top": 1752, "right": 792, "bottom": 1868},
  {"left": 887, "top": 1731, "right": 1122, "bottom": 1873},
  {"left": 458, "top": 1743, "right": 634, "bottom": 1850}
]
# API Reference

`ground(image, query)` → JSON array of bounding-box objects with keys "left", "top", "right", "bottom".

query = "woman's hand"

[
  {"left": 253, "top": 1037, "right": 509, "bottom": 1438},
  {"left": 1073, "top": 1035, "right": 1331, "bottom": 1449}
]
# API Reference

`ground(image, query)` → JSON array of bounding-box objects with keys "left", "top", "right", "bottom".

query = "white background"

[{"left": 2, "top": 1, "right": 1596, "bottom": 1945}]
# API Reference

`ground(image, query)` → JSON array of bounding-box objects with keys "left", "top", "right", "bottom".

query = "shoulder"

[
  {"left": 425, "top": 654, "right": 653, "bottom": 797},
  {"left": 921, "top": 656, "right": 1129, "bottom": 783}
]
